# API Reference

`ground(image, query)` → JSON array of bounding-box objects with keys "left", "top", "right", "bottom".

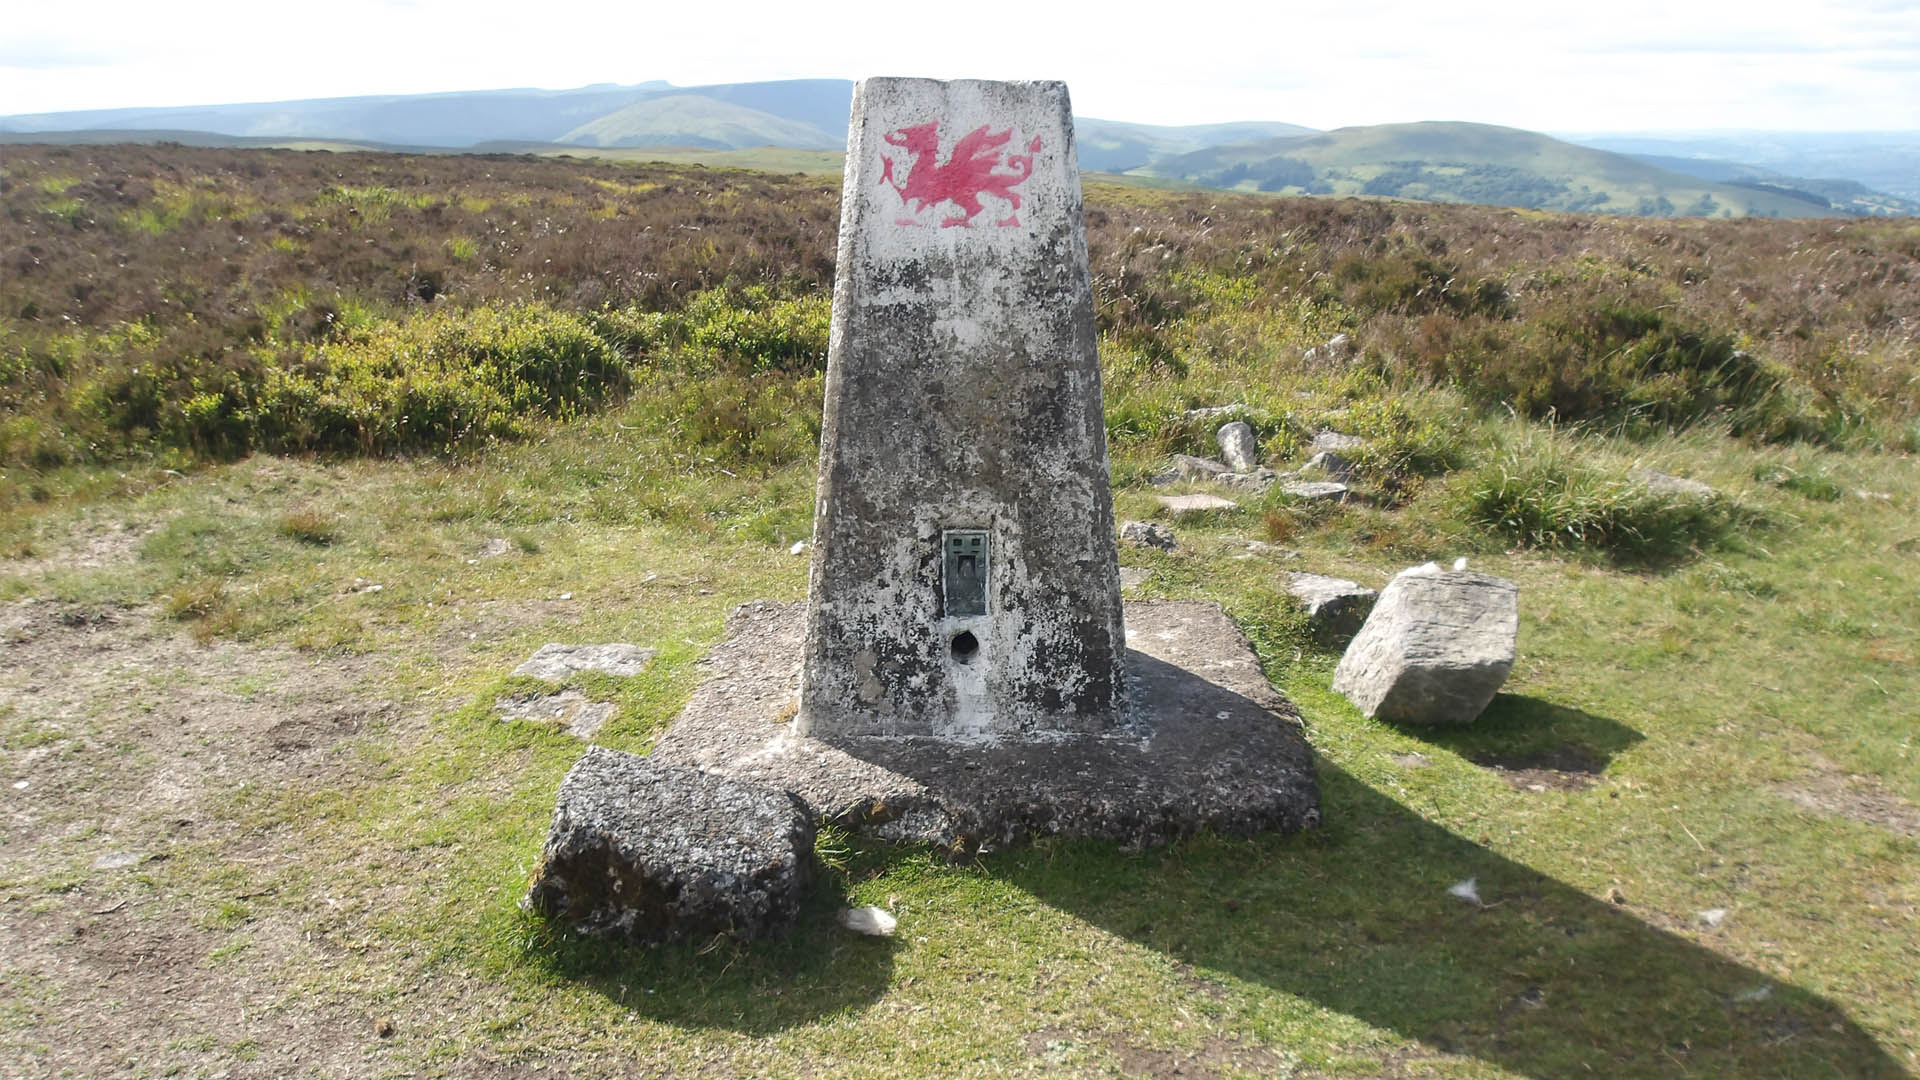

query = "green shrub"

[{"left": 1454, "top": 435, "right": 1739, "bottom": 561}]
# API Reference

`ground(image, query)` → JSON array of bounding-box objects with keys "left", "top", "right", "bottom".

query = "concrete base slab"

[{"left": 652, "top": 600, "right": 1320, "bottom": 853}]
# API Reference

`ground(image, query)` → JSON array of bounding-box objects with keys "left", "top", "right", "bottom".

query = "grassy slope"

[
  {"left": 558, "top": 94, "right": 840, "bottom": 150},
  {"left": 0, "top": 152, "right": 1915, "bottom": 1077},
  {"left": 1152, "top": 122, "right": 1850, "bottom": 217}
]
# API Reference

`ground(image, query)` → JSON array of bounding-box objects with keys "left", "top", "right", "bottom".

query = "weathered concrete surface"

[
  {"left": 513, "top": 643, "right": 655, "bottom": 681},
  {"left": 1332, "top": 564, "right": 1519, "bottom": 725},
  {"left": 1285, "top": 572, "right": 1377, "bottom": 645},
  {"left": 654, "top": 601, "right": 1320, "bottom": 853},
  {"left": 525, "top": 747, "right": 813, "bottom": 944},
  {"left": 799, "top": 77, "right": 1123, "bottom": 743}
]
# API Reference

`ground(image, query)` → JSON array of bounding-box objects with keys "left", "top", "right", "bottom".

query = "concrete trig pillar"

[{"left": 797, "top": 78, "right": 1125, "bottom": 742}]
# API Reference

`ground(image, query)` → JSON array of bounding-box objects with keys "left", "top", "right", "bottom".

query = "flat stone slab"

[
  {"left": 651, "top": 601, "right": 1320, "bottom": 853},
  {"left": 525, "top": 747, "right": 814, "bottom": 944},
  {"left": 496, "top": 690, "right": 616, "bottom": 739},
  {"left": 1158, "top": 493, "right": 1239, "bottom": 514},
  {"left": 1280, "top": 480, "right": 1349, "bottom": 500},
  {"left": 1311, "top": 430, "right": 1365, "bottom": 453},
  {"left": 513, "top": 643, "right": 655, "bottom": 681},
  {"left": 1285, "top": 572, "right": 1378, "bottom": 645},
  {"left": 1119, "top": 520, "right": 1177, "bottom": 550},
  {"left": 1303, "top": 450, "right": 1357, "bottom": 483}
]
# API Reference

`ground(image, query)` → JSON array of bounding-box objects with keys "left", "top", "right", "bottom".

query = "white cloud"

[{"left": 0, "top": 0, "right": 1915, "bottom": 130}]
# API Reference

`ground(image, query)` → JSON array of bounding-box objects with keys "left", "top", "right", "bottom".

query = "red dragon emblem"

[{"left": 880, "top": 121, "right": 1042, "bottom": 228}]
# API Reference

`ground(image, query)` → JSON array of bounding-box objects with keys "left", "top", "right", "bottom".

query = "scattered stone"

[
  {"left": 1217, "top": 421, "right": 1259, "bottom": 471},
  {"left": 1698, "top": 907, "right": 1729, "bottom": 928},
  {"left": 1631, "top": 468, "right": 1716, "bottom": 498},
  {"left": 1390, "top": 752, "right": 1432, "bottom": 769},
  {"left": 838, "top": 906, "right": 898, "bottom": 936},
  {"left": 11, "top": 780, "right": 27, "bottom": 791},
  {"left": 512, "top": 643, "right": 656, "bottom": 682},
  {"left": 1218, "top": 467, "right": 1283, "bottom": 491},
  {"left": 1310, "top": 430, "right": 1365, "bottom": 454},
  {"left": 477, "top": 537, "right": 513, "bottom": 558},
  {"left": 350, "top": 579, "right": 383, "bottom": 594},
  {"left": 1151, "top": 453, "right": 1230, "bottom": 486},
  {"left": 1158, "top": 494, "right": 1238, "bottom": 514},
  {"left": 1183, "top": 404, "right": 1248, "bottom": 421},
  {"left": 1448, "top": 878, "right": 1481, "bottom": 904},
  {"left": 1302, "top": 450, "right": 1357, "bottom": 482},
  {"left": 525, "top": 747, "right": 814, "bottom": 944},
  {"left": 1118, "top": 567, "right": 1152, "bottom": 590},
  {"left": 1241, "top": 541, "right": 1301, "bottom": 560},
  {"left": 1119, "top": 521, "right": 1177, "bottom": 551},
  {"left": 92, "top": 851, "right": 143, "bottom": 871},
  {"left": 496, "top": 691, "right": 617, "bottom": 740},
  {"left": 1303, "top": 333, "right": 1355, "bottom": 367},
  {"left": 1332, "top": 563, "right": 1519, "bottom": 725},
  {"left": 1731, "top": 985, "right": 1773, "bottom": 1004},
  {"left": 1606, "top": 886, "right": 1628, "bottom": 905},
  {"left": 1279, "top": 480, "right": 1349, "bottom": 501},
  {"left": 1284, "top": 572, "right": 1378, "bottom": 645},
  {"left": 789, "top": 540, "right": 807, "bottom": 555}
]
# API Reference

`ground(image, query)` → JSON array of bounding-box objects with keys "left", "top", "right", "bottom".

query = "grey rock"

[
  {"left": 1280, "top": 480, "right": 1349, "bottom": 501},
  {"left": 1332, "top": 564, "right": 1519, "bottom": 725},
  {"left": 1151, "top": 454, "right": 1231, "bottom": 486},
  {"left": 496, "top": 690, "right": 617, "bottom": 740},
  {"left": 92, "top": 851, "right": 143, "bottom": 871},
  {"left": 524, "top": 747, "right": 814, "bottom": 944},
  {"left": 1310, "top": 430, "right": 1365, "bottom": 454},
  {"left": 1219, "top": 467, "right": 1283, "bottom": 491},
  {"left": 1158, "top": 494, "right": 1238, "bottom": 514},
  {"left": 1303, "top": 333, "right": 1355, "bottom": 367},
  {"left": 1303, "top": 450, "right": 1357, "bottom": 482},
  {"left": 1119, "top": 521, "right": 1177, "bottom": 551},
  {"left": 1118, "top": 567, "right": 1152, "bottom": 590},
  {"left": 1217, "top": 421, "right": 1259, "bottom": 471},
  {"left": 1631, "top": 468, "right": 1716, "bottom": 498},
  {"left": 1285, "top": 572, "right": 1378, "bottom": 645},
  {"left": 1183, "top": 404, "right": 1248, "bottom": 421},
  {"left": 513, "top": 643, "right": 656, "bottom": 682},
  {"left": 478, "top": 537, "right": 513, "bottom": 558}
]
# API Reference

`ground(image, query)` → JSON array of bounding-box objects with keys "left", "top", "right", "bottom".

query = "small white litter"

[
  {"left": 1447, "top": 878, "right": 1481, "bottom": 904},
  {"left": 1698, "top": 908, "right": 1728, "bottom": 928},
  {"left": 838, "top": 906, "right": 897, "bottom": 936}
]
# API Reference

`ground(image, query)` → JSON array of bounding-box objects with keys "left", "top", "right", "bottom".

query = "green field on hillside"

[{"left": 1, "top": 146, "right": 1915, "bottom": 1078}]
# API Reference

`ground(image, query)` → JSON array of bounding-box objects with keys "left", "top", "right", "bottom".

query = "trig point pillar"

[{"left": 797, "top": 78, "right": 1125, "bottom": 742}]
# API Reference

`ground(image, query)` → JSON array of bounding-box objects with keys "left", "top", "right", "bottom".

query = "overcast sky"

[{"left": 3, "top": 0, "right": 1916, "bottom": 131}]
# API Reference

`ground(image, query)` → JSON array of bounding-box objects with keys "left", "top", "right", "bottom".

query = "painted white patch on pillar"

[{"left": 796, "top": 78, "right": 1125, "bottom": 742}]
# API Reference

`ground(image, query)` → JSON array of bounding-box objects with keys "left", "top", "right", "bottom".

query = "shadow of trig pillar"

[{"left": 797, "top": 78, "right": 1125, "bottom": 742}]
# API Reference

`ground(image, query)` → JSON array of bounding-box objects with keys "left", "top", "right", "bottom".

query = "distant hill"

[
  {"left": 1073, "top": 118, "right": 1318, "bottom": 172},
  {"left": 1145, "top": 121, "right": 1856, "bottom": 218},
  {"left": 1562, "top": 131, "right": 1920, "bottom": 202},
  {"left": 1620, "top": 153, "right": 1920, "bottom": 218},
  {"left": 559, "top": 94, "right": 839, "bottom": 149}
]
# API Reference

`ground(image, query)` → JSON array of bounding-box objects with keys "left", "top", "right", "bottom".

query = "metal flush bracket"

[{"left": 942, "top": 529, "right": 989, "bottom": 617}]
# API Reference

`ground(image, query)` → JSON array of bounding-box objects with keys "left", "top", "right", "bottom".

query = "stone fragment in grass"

[
  {"left": 1158, "top": 494, "right": 1238, "bottom": 514},
  {"left": 1303, "top": 333, "right": 1354, "bottom": 368},
  {"left": 1285, "top": 572, "right": 1377, "bottom": 645},
  {"left": 1698, "top": 907, "right": 1728, "bottom": 928},
  {"left": 1217, "top": 421, "right": 1259, "bottom": 471},
  {"left": 1630, "top": 468, "right": 1715, "bottom": 498},
  {"left": 496, "top": 690, "right": 616, "bottom": 739},
  {"left": 512, "top": 643, "right": 655, "bottom": 681},
  {"left": 1303, "top": 450, "right": 1357, "bottom": 483},
  {"left": 1279, "top": 480, "right": 1348, "bottom": 501},
  {"left": 477, "top": 537, "right": 513, "bottom": 558},
  {"left": 525, "top": 747, "right": 813, "bottom": 944},
  {"left": 1333, "top": 563, "right": 1518, "bottom": 725},
  {"left": 92, "top": 851, "right": 143, "bottom": 870},
  {"left": 1118, "top": 567, "right": 1152, "bottom": 590},
  {"left": 1120, "top": 521, "right": 1177, "bottom": 550},
  {"left": 1151, "top": 454, "right": 1230, "bottom": 486},
  {"left": 1311, "top": 430, "right": 1365, "bottom": 454}
]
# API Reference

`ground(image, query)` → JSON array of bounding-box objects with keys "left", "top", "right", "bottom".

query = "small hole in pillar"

[{"left": 950, "top": 631, "right": 979, "bottom": 665}]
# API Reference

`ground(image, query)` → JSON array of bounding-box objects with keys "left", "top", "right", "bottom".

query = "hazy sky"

[{"left": 3, "top": 0, "right": 1917, "bottom": 131}]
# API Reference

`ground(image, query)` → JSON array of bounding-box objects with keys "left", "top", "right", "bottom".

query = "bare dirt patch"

[
  {"left": 1470, "top": 745, "right": 1604, "bottom": 792},
  {"left": 0, "top": 598, "right": 419, "bottom": 1077},
  {"left": 1773, "top": 757, "right": 1920, "bottom": 837},
  {"left": 1023, "top": 1026, "right": 1289, "bottom": 1079}
]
